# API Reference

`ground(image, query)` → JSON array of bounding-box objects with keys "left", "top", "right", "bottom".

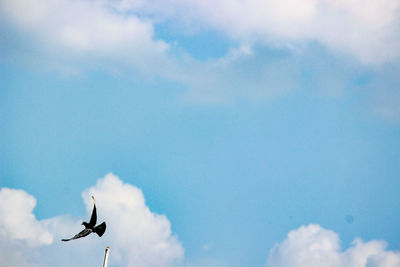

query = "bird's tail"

[{"left": 94, "top": 222, "right": 106, "bottom": 237}]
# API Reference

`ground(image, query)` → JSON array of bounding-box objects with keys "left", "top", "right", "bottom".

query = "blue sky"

[{"left": 1, "top": 1, "right": 400, "bottom": 266}]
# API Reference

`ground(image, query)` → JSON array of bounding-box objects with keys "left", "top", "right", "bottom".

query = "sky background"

[{"left": 1, "top": 0, "right": 400, "bottom": 266}]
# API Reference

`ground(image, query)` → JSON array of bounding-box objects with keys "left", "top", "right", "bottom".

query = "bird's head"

[{"left": 81, "top": 222, "right": 89, "bottom": 227}]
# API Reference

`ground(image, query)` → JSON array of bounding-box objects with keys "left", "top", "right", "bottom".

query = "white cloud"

[
  {"left": 130, "top": 0, "right": 400, "bottom": 65},
  {"left": 1, "top": 0, "right": 399, "bottom": 110},
  {"left": 266, "top": 224, "right": 400, "bottom": 267},
  {"left": 1, "top": 183, "right": 400, "bottom": 267},
  {"left": 82, "top": 173, "right": 184, "bottom": 267},
  {"left": 0, "top": 188, "right": 53, "bottom": 247},
  {"left": 1, "top": 0, "right": 168, "bottom": 52},
  {"left": 0, "top": 0, "right": 169, "bottom": 74},
  {"left": 0, "top": 174, "right": 183, "bottom": 267},
  {"left": 2, "top": 0, "right": 399, "bottom": 68}
]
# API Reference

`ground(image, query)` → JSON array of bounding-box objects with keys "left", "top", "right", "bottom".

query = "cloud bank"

[
  {"left": 1, "top": 0, "right": 399, "bottom": 114},
  {"left": 267, "top": 224, "right": 400, "bottom": 267},
  {"left": 3, "top": 0, "right": 399, "bottom": 65},
  {"left": 1, "top": 181, "right": 400, "bottom": 267},
  {"left": 0, "top": 173, "right": 183, "bottom": 267}
]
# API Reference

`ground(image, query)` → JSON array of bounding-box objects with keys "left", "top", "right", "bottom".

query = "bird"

[{"left": 61, "top": 196, "right": 106, "bottom": 242}]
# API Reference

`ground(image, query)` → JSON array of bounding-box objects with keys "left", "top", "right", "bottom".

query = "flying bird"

[{"left": 62, "top": 196, "right": 106, "bottom": 242}]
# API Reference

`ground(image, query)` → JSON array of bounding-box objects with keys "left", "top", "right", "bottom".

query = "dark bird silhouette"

[{"left": 62, "top": 196, "right": 106, "bottom": 241}]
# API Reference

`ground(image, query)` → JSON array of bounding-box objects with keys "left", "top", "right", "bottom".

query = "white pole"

[{"left": 103, "top": 246, "right": 110, "bottom": 267}]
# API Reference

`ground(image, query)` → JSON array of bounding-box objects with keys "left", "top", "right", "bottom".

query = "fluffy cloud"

[
  {"left": 1, "top": 0, "right": 167, "bottom": 52},
  {"left": 0, "top": 0, "right": 169, "bottom": 74},
  {"left": 82, "top": 173, "right": 184, "bottom": 267},
  {"left": 0, "top": 188, "right": 53, "bottom": 246},
  {"left": 266, "top": 224, "right": 400, "bottom": 267},
  {"left": 0, "top": 174, "right": 183, "bottom": 267}
]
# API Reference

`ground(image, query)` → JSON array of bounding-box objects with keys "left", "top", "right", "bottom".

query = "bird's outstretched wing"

[
  {"left": 88, "top": 196, "right": 97, "bottom": 228},
  {"left": 93, "top": 222, "right": 106, "bottom": 237},
  {"left": 61, "top": 228, "right": 92, "bottom": 242}
]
